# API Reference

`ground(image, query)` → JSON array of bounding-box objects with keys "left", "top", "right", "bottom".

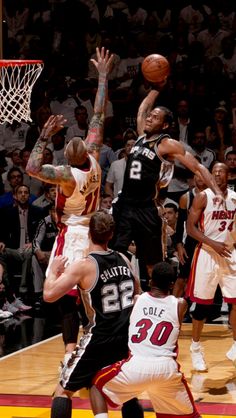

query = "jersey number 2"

[{"left": 130, "top": 161, "right": 142, "bottom": 180}]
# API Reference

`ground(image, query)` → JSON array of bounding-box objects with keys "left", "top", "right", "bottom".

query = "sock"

[
  {"left": 122, "top": 398, "right": 144, "bottom": 418},
  {"left": 191, "top": 340, "right": 201, "bottom": 349},
  {"left": 51, "top": 397, "right": 72, "bottom": 418},
  {"left": 94, "top": 414, "right": 109, "bottom": 418}
]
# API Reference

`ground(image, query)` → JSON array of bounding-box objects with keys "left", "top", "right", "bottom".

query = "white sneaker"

[
  {"left": 2, "top": 301, "right": 19, "bottom": 314},
  {"left": 191, "top": 373, "right": 206, "bottom": 392},
  {"left": 190, "top": 344, "right": 208, "bottom": 371},
  {"left": 226, "top": 343, "right": 236, "bottom": 365},
  {"left": 0, "top": 309, "right": 13, "bottom": 319},
  {"left": 11, "top": 298, "right": 32, "bottom": 311}
]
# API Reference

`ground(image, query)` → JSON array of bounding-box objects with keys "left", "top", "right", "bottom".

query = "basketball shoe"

[
  {"left": 226, "top": 342, "right": 236, "bottom": 365},
  {"left": 190, "top": 343, "right": 208, "bottom": 372}
]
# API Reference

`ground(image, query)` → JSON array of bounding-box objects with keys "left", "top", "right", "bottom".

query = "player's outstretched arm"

[
  {"left": 137, "top": 79, "right": 167, "bottom": 136},
  {"left": 26, "top": 115, "right": 73, "bottom": 184},
  {"left": 159, "top": 138, "right": 224, "bottom": 201},
  {"left": 85, "top": 47, "right": 114, "bottom": 161},
  {"left": 44, "top": 256, "right": 96, "bottom": 302}
]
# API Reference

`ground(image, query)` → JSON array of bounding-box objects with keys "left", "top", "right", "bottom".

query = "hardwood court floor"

[{"left": 1, "top": 321, "right": 236, "bottom": 417}]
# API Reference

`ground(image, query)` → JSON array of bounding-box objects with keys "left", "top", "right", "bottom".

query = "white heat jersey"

[
  {"left": 56, "top": 154, "right": 101, "bottom": 226},
  {"left": 128, "top": 293, "right": 180, "bottom": 358},
  {"left": 199, "top": 188, "right": 236, "bottom": 244}
]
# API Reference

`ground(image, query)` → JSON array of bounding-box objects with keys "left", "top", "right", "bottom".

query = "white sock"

[
  {"left": 191, "top": 340, "right": 201, "bottom": 349},
  {"left": 94, "top": 414, "right": 109, "bottom": 418}
]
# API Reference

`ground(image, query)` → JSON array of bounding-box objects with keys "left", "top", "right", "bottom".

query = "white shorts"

[
  {"left": 46, "top": 223, "right": 89, "bottom": 277},
  {"left": 186, "top": 243, "right": 236, "bottom": 304},
  {"left": 94, "top": 355, "right": 200, "bottom": 417}
]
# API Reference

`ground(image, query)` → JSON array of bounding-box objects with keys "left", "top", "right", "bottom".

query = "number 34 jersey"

[
  {"left": 199, "top": 188, "right": 236, "bottom": 244},
  {"left": 128, "top": 293, "right": 180, "bottom": 358},
  {"left": 79, "top": 250, "right": 135, "bottom": 338}
]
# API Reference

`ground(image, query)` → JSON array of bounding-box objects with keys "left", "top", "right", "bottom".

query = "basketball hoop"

[{"left": 0, "top": 60, "right": 44, "bottom": 124}]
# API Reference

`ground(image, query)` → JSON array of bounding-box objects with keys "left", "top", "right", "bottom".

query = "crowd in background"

[{"left": 0, "top": 0, "right": 236, "bottom": 318}]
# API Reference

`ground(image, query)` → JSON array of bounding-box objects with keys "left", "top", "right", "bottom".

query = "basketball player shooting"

[{"left": 112, "top": 53, "right": 225, "bottom": 278}]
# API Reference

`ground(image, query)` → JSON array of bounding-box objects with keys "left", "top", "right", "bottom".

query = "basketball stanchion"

[{"left": 0, "top": 59, "right": 44, "bottom": 124}]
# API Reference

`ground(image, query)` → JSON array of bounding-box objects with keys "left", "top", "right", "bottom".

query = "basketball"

[{"left": 141, "top": 54, "right": 170, "bottom": 83}]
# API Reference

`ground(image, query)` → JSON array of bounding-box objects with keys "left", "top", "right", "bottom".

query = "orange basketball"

[{"left": 141, "top": 54, "right": 170, "bottom": 83}]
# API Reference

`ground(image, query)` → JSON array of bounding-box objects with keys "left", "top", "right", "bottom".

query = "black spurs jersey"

[
  {"left": 120, "top": 134, "right": 174, "bottom": 205},
  {"left": 79, "top": 250, "right": 135, "bottom": 337}
]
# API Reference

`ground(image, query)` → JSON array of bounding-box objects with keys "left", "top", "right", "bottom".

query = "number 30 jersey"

[
  {"left": 79, "top": 250, "right": 135, "bottom": 338},
  {"left": 128, "top": 293, "right": 180, "bottom": 358}
]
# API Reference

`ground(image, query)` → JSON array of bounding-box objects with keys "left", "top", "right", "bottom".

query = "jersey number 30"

[{"left": 131, "top": 318, "right": 173, "bottom": 346}]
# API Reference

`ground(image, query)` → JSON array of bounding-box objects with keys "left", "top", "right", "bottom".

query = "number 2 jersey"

[
  {"left": 120, "top": 134, "right": 174, "bottom": 205},
  {"left": 78, "top": 249, "right": 135, "bottom": 339},
  {"left": 128, "top": 293, "right": 180, "bottom": 358}
]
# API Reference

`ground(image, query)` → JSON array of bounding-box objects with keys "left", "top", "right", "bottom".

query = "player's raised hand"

[
  {"left": 40, "top": 115, "right": 67, "bottom": 140},
  {"left": 90, "top": 47, "right": 114, "bottom": 75}
]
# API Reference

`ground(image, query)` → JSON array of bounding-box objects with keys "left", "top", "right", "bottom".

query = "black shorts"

[
  {"left": 61, "top": 333, "right": 129, "bottom": 392},
  {"left": 113, "top": 204, "right": 163, "bottom": 265}
]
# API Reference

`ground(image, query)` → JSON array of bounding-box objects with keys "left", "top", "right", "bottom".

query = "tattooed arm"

[
  {"left": 85, "top": 47, "right": 114, "bottom": 162},
  {"left": 25, "top": 115, "right": 75, "bottom": 189}
]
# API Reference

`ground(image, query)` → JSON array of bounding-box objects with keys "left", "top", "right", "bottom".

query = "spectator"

[
  {"left": 205, "top": 104, "right": 232, "bottom": 162},
  {"left": 0, "top": 184, "right": 43, "bottom": 301},
  {"left": 179, "top": 0, "right": 211, "bottom": 37},
  {"left": 188, "top": 128, "right": 216, "bottom": 168},
  {"left": 65, "top": 106, "right": 88, "bottom": 143},
  {"left": 105, "top": 136, "right": 136, "bottom": 199},
  {"left": 99, "top": 142, "right": 117, "bottom": 193},
  {"left": 51, "top": 129, "right": 67, "bottom": 165},
  {"left": 32, "top": 183, "right": 57, "bottom": 211},
  {"left": 50, "top": 78, "right": 78, "bottom": 128},
  {"left": 164, "top": 201, "right": 179, "bottom": 265},
  {"left": 224, "top": 149, "right": 236, "bottom": 191},
  {"left": 196, "top": 13, "right": 229, "bottom": 59},
  {"left": 19, "top": 148, "right": 44, "bottom": 197},
  {"left": 0, "top": 120, "right": 30, "bottom": 154},
  {"left": 174, "top": 98, "right": 193, "bottom": 145},
  {"left": 32, "top": 203, "right": 58, "bottom": 307},
  {"left": 99, "top": 192, "right": 113, "bottom": 213},
  {"left": 0, "top": 167, "right": 36, "bottom": 209},
  {"left": 219, "top": 35, "right": 236, "bottom": 82}
]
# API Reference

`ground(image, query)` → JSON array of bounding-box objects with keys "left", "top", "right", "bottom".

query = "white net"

[{"left": 0, "top": 60, "right": 44, "bottom": 124}]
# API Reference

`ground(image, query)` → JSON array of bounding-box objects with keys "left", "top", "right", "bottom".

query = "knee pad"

[
  {"left": 191, "top": 303, "right": 211, "bottom": 321},
  {"left": 51, "top": 397, "right": 72, "bottom": 418}
]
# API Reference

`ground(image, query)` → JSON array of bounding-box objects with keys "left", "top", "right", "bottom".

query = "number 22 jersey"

[
  {"left": 128, "top": 293, "right": 180, "bottom": 358},
  {"left": 79, "top": 250, "right": 135, "bottom": 339}
]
